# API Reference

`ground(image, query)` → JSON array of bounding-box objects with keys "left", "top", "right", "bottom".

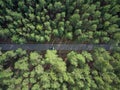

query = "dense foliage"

[
  {"left": 0, "top": 0, "right": 120, "bottom": 44},
  {"left": 0, "top": 48, "right": 120, "bottom": 90},
  {"left": 0, "top": 0, "right": 120, "bottom": 89}
]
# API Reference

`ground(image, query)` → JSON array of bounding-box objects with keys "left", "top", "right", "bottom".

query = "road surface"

[{"left": 0, "top": 44, "right": 118, "bottom": 51}]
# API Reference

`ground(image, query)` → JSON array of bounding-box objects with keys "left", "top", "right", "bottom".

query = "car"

[{"left": 49, "top": 46, "right": 55, "bottom": 50}]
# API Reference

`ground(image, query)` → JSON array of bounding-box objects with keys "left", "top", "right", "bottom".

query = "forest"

[
  {"left": 0, "top": 48, "right": 120, "bottom": 90},
  {"left": 0, "top": 0, "right": 120, "bottom": 90},
  {"left": 0, "top": 0, "right": 120, "bottom": 44}
]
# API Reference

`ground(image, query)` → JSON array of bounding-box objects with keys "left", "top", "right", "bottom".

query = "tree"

[
  {"left": 45, "top": 50, "right": 66, "bottom": 73},
  {"left": 110, "top": 5, "right": 120, "bottom": 15},
  {"left": 77, "top": 34, "right": 88, "bottom": 43},
  {"left": 67, "top": 51, "right": 85, "bottom": 68},
  {"left": 30, "top": 51, "right": 42, "bottom": 66},
  {"left": 82, "top": 51, "right": 93, "bottom": 62},
  {"left": 90, "top": 24, "right": 97, "bottom": 31},
  {"left": 65, "top": 32, "right": 73, "bottom": 40},
  {"left": 70, "top": 13, "right": 80, "bottom": 26},
  {"left": 94, "top": 10, "right": 101, "bottom": 19},
  {"left": 81, "top": 13, "right": 90, "bottom": 19},
  {"left": 11, "top": 35, "right": 19, "bottom": 43},
  {"left": 53, "top": 29, "right": 59, "bottom": 36},
  {"left": 5, "top": 15, "right": 13, "bottom": 22},
  {"left": 74, "top": 29, "right": 82, "bottom": 36},
  {"left": 18, "top": 38, "right": 26, "bottom": 44},
  {"left": 54, "top": 2, "right": 63, "bottom": 11},
  {"left": 39, "top": 0, "right": 46, "bottom": 9},
  {"left": 44, "top": 35, "right": 50, "bottom": 42},
  {"left": 114, "top": 32, "right": 120, "bottom": 40},
  {"left": 0, "top": 29, "right": 10, "bottom": 38},
  {"left": 101, "top": 37, "right": 110, "bottom": 43},
  {"left": 36, "top": 24, "right": 43, "bottom": 31},
  {"left": 75, "top": 21, "right": 82, "bottom": 29},
  {"left": 15, "top": 56, "right": 28, "bottom": 70},
  {"left": 29, "top": 13, "right": 35, "bottom": 21},
  {"left": 93, "top": 48, "right": 113, "bottom": 72}
]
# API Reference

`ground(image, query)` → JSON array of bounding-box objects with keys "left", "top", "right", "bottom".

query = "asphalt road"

[{"left": 0, "top": 44, "right": 117, "bottom": 51}]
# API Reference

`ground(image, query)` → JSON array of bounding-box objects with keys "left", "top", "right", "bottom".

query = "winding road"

[{"left": 0, "top": 44, "right": 119, "bottom": 51}]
